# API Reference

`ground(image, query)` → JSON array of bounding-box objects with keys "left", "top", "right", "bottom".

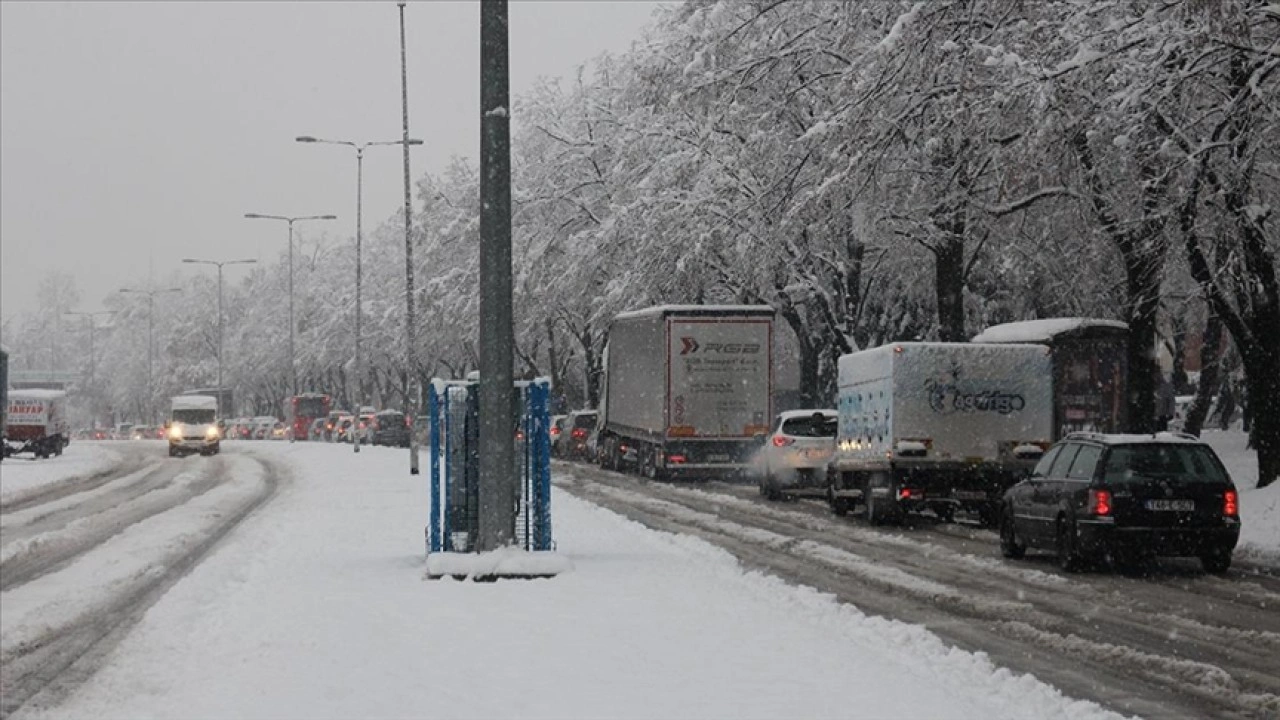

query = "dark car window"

[
  {"left": 1102, "top": 444, "right": 1229, "bottom": 485},
  {"left": 780, "top": 415, "right": 837, "bottom": 438},
  {"left": 1032, "top": 445, "right": 1061, "bottom": 477},
  {"left": 1066, "top": 445, "right": 1102, "bottom": 481},
  {"left": 1048, "top": 444, "right": 1079, "bottom": 478},
  {"left": 572, "top": 413, "right": 597, "bottom": 429}
]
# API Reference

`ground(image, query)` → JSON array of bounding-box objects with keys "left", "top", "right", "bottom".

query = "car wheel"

[
  {"left": 976, "top": 503, "right": 1000, "bottom": 529},
  {"left": 1200, "top": 549, "right": 1232, "bottom": 574},
  {"left": 1055, "top": 516, "right": 1084, "bottom": 573},
  {"left": 999, "top": 506, "right": 1025, "bottom": 559}
]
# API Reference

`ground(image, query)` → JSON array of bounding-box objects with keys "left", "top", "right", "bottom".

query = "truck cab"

[{"left": 167, "top": 395, "right": 221, "bottom": 457}]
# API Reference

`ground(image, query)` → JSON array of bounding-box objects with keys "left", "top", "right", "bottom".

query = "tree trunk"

[
  {"left": 1242, "top": 347, "right": 1280, "bottom": 489},
  {"left": 780, "top": 306, "right": 820, "bottom": 408},
  {"left": 1183, "top": 310, "right": 1223, "bottom": 438},
  {"left": 934, "top": 236, "right": 966, "bottom": 342},
  {"left": 1125, "top": 258, "right": 1162, "bottom": 434}
]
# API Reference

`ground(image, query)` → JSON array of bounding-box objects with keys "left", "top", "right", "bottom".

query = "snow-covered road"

[{"left": 2, "top": 440, "right": 1129, "bottom": 720}]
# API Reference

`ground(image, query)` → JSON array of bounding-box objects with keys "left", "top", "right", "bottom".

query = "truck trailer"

[
  {"left": 829, "top": 342, "right": 1053, "bottom": 525},
  {"left": 3, "top": 388, "right": 70, "bottom": 460},
  {"left": 596, "top": 305, "right": 774, "bottom": 479}
]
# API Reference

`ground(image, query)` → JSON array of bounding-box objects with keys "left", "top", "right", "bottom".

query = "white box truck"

[
  {"left": 829, "top": 342, "right": 1053, "bottom": 525},
  {"left": 3, "top": 389, "right": 69, "bottom": 460},
  {"left": 166, "top": 394, "right": 221, "bottom": 457},
  {"left": 596, "top": 305, "right": 774, "bottom": 478}
]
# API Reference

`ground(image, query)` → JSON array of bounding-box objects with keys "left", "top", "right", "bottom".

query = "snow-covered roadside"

[
  {"left": 0, "top": 441, "right": 122, "bottom": 504},
  {"left": 20, "top": 442, "right": 1122, "bottom": 720},
  {"left": 1200, "top": 429, "right": 1279, "bottom": 559}
]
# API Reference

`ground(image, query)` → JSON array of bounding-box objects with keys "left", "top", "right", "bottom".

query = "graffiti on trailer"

[{"left": 925, "top": 363, "right": 1026, "bottom": 416}]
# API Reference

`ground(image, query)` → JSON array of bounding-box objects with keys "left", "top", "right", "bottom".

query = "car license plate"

[
  {"left": 1145, "top": 499, "right": 1194, "bottom": 511},
  {"left": 707, "top": 454, "right": 730, "bottom": 462}
]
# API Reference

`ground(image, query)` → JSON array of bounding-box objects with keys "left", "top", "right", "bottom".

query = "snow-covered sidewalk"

[
  {"left": 1200, "top": 429, "right": 1280, "bottom": 560},
  {"left": 17, "top": 442, "right": 1120, "bottom": 720}
]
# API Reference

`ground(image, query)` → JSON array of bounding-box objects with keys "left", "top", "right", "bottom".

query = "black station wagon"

[{"left": 999, "top": 432, "right": 1240, "bottom": 573}]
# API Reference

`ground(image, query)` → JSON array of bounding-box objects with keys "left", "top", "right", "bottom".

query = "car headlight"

[
  {"left": 169, "top": 425, "right": 183, "bottom": 439},
  {"left": 206, "top": 426, "right": 220, "bottom": 439}
]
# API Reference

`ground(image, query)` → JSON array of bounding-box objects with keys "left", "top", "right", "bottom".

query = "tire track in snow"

[
  {"left": 0, "top": 448, "right": 151, "bottom": 515},
  {"left": 0, "top": 452, "right": 283, "bottom": 719},
  {"left": 557, "top": 464, "right": 1280, "bottom": 720},
  {"left": 0, "top": 457, "right": 226, "bottom": 591}
]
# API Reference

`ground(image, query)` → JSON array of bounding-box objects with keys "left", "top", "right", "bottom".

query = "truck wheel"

[
  {"left": 169, "top": 446, "right": 179, "bottom": 458},
  {"left": 828, "top": 487, "right": 850, "bottom": 516}
]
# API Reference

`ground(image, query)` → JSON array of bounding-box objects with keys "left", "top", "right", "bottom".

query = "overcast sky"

[{"left": 0, "top": 1, "right": 665, "bottom": 322}]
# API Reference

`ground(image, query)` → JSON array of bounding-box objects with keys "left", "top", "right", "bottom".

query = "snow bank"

[
  {"left": 0, "top": 441, "right": 122, "bottom": 504},
  {"left": 1200, "top": 430, "right": 1279, "bottom": 560},
  {"left": 22, "top": 442, "right": 1123, "bottom": 720},
  {"left": 426, "top": 548, "right": 572, "bottom": 578}
]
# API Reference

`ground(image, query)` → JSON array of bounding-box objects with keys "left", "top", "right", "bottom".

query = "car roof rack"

[{"left": 1061, "top": 431, "right": 1107, "bottom": 442}]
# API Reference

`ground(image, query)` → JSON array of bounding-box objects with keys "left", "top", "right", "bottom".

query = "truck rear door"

[{"left": 667, "top": 317, "right": 771, "bottom": 438}]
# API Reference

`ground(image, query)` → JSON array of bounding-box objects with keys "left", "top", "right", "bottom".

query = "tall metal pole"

[
  {"left": 399, "top": 1, "right": 420, "bottom": 476},
  {"left": 354, "top": 147, "right": 365, "bottom": 453},
  {"left": 147, "top": 294, "right": 154, "bottom": 424},
  {"left": 216, "top": 263, "right": 224, "bottom": 395},
  {"left": 288, "top": 220, "right": 296, "bottom": 396},
  {"left": 478, "top": 0, "right": 515, "bottom": 550}
]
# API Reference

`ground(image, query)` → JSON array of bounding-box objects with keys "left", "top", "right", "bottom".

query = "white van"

[{"left": 168, "top": 395, "right": 221, "bottom": 457}]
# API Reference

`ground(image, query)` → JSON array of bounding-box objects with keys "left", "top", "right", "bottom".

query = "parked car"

[
  {"left": 252, "top": 416, "right": 277, "bottom": 440},
  {"left": 356, "top": 410, "right": 377, "bottom": 443},
  {"left": 270, "top": 422, "right": 288, "bottom": 440},
  {"left": 549, "top": 415, "right": 568, "bottom": 457},
  {"left": 371, "top": 410, "right": 410, "bottom": 447},
  {"left": 309, "top": 418, "right": 327, "bottom": 441},
  {"left": 999, "top": 432, "right": 1240, "bottom": 573},
  {"left": 333, "top": 416, "right": 356, "bottom": 443},
  {"left": 755, "top": 410, "right": 838, "bottom": 501},
  {"left": 324, "top": 411, "right": 347, "bottom": 441},
  {"left": 563, "top": 410, "right": 598, "bottom": 461},
  {"left": 131, "top": 425, "right": 154, "bottom": 440}
]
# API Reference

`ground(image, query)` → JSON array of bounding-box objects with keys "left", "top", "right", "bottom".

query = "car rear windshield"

[
  {"left": 572, "top": 413, "right": 597, "bottom": 429},
  {"left": 1102, "top": 444, "right": 1229, "bottom": 485},
  {"left": 781, "top": 415, "right": 838, "bottom": 438}
]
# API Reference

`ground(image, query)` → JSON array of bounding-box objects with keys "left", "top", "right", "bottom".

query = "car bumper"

[
  {"left": 170, "top": 438, "right": 219, "bottom": 450},
  {"left": 1077, "top": 519, "right": 1240, "bottom": 557}
]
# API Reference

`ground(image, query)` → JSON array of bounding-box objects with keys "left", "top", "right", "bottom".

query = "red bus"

[{"left": 284, "top": 393, "right": 331, "bottom": 441}]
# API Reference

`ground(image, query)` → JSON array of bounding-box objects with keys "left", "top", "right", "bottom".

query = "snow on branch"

[{"left": 976, "top": 187, "right": 1078, "bottom": 217}]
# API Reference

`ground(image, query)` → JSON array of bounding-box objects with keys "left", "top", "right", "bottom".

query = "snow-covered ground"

[
  {"left": 1199, "top": 429, "right": 1280, "bottom": 560},
  {"left": 16, "top": 441, "right": 1122, "bottom": 720},
  {"left": 0, "top": 440, "right": 122, "bottom": 504}
]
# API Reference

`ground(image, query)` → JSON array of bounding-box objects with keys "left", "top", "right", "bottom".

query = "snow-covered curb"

[{"left": 426, "top": 548, "right": 573, "bottom": 579}]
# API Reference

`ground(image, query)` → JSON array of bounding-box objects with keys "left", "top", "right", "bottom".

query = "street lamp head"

[
  {"left": 320, "top": 214, "right": 338, "bottom": 220},
  {"left": 244, "top": 213, "right": 266, "bottom": 219},
  {"left": 406, "top": 139, "right": 424, "bottom": 146},
  {"left": 296, "top": 136, "right": 318, "bottom": 143},
  {"left": 181, "top": 259, "right": 202, "bottom": 264}
]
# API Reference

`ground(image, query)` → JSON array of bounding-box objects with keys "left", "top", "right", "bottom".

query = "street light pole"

[
  {"left": 399, "top": 1, "right": 421, "bottom": 476},
  {"left": 243, "top": 213, "right": 336, "bottom": 396},
  {"left": 182, "top": 258, "right": 256, "bottom": 400},
  {"left": 120, "top": 287, "right": 182, "bottom": 424},
  {"left": 295, "top": 134, "right": 422, "bottom": 453}
]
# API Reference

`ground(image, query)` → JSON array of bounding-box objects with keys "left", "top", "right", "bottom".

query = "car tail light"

[
  {"left": 1089, "top": 489, "right": 1112, "bottom": 517},
  {"left": 550, "top": 427, "right": 560, "bottom": 436},
  {"left": 516, "top": 430, "right": 525, "bottom": 441},
  {"left": 668, "top": 454, "right": 686, "bottom": 464},
  {"left": 619, "top": 443, "right": 629, "bottom": 453},
  {"left": 772, "top": 436, "right": 795, "bottom": 447},
  {"left": 571, "top": 428, "right": 586, "bottom": 440},
  {"left": 898, "top": 487, "right": 921, "bottom": 500},
  {"left": 1223, "top": 490, "right": 1238, "bottom": 517}
]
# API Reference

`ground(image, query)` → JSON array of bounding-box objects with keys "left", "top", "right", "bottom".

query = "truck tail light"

[
  {"left": 898, "top": 487, "right": 921, "bottom": 500},
  {"left": 1223, "top": 490, "right": 1238, "bottom": 517},
  {"left": 571, "top": 428, "right": 587, "bottom": 440},
  {"left": 772, "top": 436, "right": 794, "bottom": 447},
  {"left": 1089, "top": 489, "right": 1112, "bottom": 517},
  {"left": 667, "top": 454, "right": 686, "bottom": 464}
]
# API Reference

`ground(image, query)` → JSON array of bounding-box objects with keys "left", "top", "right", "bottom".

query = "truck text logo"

[
  {"left": 925, "top": 365, "right": 1025, "bottom": 415},
  {"left": 679, "top": 337, "right": 761, "bottom": 355}
]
